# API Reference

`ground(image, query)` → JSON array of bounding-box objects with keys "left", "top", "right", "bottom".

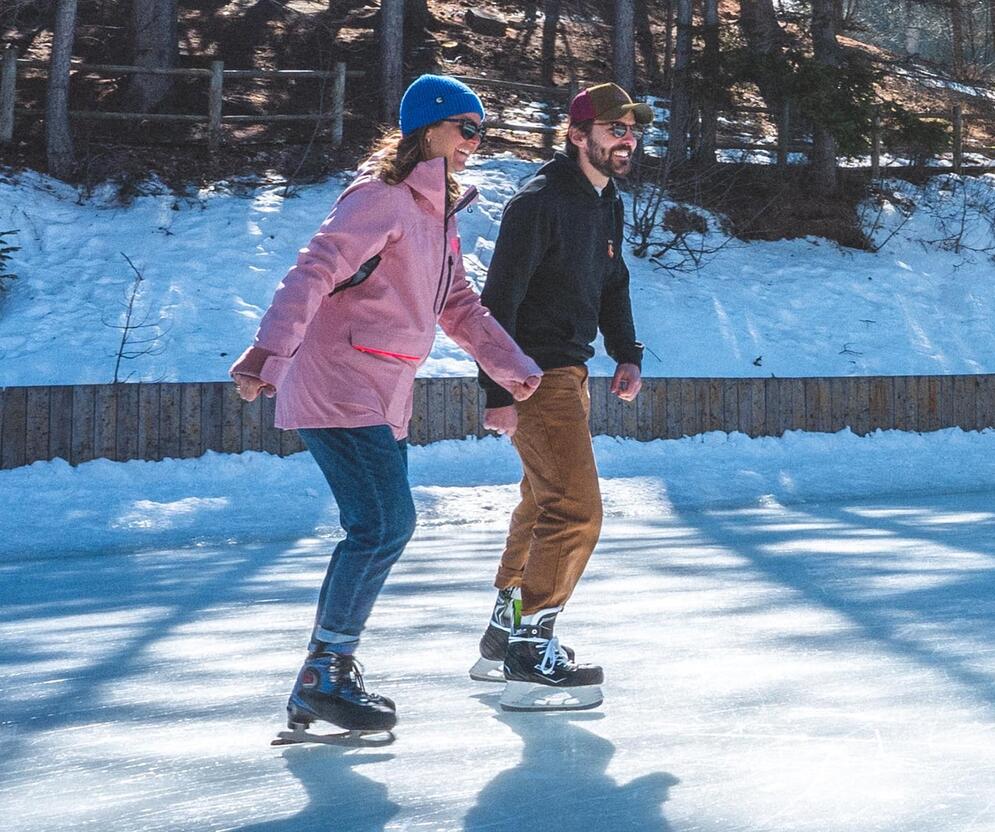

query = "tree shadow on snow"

[{"left": 463, "top": 705, "right": 678, "bottom": 832}]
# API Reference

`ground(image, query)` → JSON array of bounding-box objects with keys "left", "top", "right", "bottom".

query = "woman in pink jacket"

[{"left": 230, "top": 75, "right": 541, "bottom": 739}]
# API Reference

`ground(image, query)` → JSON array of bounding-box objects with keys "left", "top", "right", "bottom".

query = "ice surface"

[{"left": 3, "top": 432, "right": 995, "bottom": 831}]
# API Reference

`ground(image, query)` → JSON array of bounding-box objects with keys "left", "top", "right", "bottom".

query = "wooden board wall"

[{"left": 2, "top": 375, "right": 994, "bottom": 469}]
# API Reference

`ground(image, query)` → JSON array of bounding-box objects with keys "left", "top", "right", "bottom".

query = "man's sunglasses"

[
  {"left": 442, "top": 118, "right": 487, "bottom": 141},
  {"left": 595, "top": 121, "right": 646, "bottom": 141}
]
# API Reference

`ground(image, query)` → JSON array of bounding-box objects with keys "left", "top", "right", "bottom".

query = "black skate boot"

[
  {"left": 469, "top": 587, "right": 518, "bottom": 682},
  {"left": 499, "top": 608, "right": 603, "bottom": 711},
  {"left": 470, "top": 589, "right": 576, "bottom": 683},
  {"left": 286, "top": 648, "right": 397, "bottom": 733}
]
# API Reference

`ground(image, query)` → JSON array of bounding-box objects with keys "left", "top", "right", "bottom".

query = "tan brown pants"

[{"left": 494, "top": 365, "right": 603, "bottom": 615}]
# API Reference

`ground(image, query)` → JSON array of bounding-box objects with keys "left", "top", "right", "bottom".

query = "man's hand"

[
  {"left": 505, "top": 373, "right": 542, "bottom": 402},
  {"left": 233, "top": 373, "right": 276, "bottom": 402},
  {"left": 610, "top": 363, "right": 642, "bottom": 402},
  {"left": 484, "top": 406, "right": 519, "bottom": 438}
]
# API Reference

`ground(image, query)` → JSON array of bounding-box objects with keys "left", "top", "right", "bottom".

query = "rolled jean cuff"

[{"left": 313, "top": 625, "right": 361, "bottom": 646}]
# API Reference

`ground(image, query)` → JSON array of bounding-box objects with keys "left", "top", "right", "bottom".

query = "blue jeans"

[{"left": 298, "top": 426, "right": 416, "bottom": 644}]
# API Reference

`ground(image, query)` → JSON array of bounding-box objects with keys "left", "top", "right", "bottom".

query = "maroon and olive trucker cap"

[{"left": 569, "top": 83, "right": 653, "bottom": 125}]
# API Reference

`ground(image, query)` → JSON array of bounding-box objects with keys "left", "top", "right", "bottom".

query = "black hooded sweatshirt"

[{"left": 478, "top": 152, "right": 643, "bottom": 409}]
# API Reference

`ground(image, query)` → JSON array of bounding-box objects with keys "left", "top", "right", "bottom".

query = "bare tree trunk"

[
  {"left": 904, "top": 0, "right": 920, "bottom": 55},
  {"left": 635, "top": 0, "right": 660, "bottom": 85},
  {"left": 810, "top": 0, "right": 839, "bottom": 195},
  {"left": 989, "top": 0, "right": 995, "bottom": 59},
  {"left": 949, "top": 0, "right": 965, "bottom": 74},
  {"left": 740, "top": 0, "right": 783, "bottom": 55},
  {"left": 541, "top": 0, "right": 561, "bottom": 86},
  {"left": 966, "top": 1, "right": 977, "bottom": 64},
  {"left": 46, "top": 0, "right": 76, "bottom": 179},
  {"left": 694, "top": 0, "right": 719, "bottom": 164},
  {"left": 614, "top": 0, "right": 636, "bottom": 92},
  {"left": 404, "top": 0, "right": 431, "bottom": 32},
  {"left": 381, "top": 0, "right": 404, "bottom": 123},
  {"left": 667, "top": 0, "right": 693, "bottom": 168},
  {"left": 738, "top": 0, "right": 788, "bottom": 112},
  {"left": 123, "top": 0, "right": 178, "bottom": 113},
  {"left": 663, "top": 0, "right": 674, "bottom": 86}
]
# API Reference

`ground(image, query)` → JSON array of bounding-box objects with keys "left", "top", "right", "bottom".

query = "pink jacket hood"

[{"left": 230, "top": 155, "right": 540, "bottom": 437}]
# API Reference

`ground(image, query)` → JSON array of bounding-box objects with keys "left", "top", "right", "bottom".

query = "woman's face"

[{"left": 424, "top": 112, "right": 484, "bottom": 172}]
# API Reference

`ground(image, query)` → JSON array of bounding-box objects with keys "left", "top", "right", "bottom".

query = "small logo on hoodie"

[{"left": 607, "top": 241, "right": 615, "bottom": 259}]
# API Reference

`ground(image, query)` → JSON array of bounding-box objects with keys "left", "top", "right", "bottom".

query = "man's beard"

[{"left": 585, "top": 140, "right": 632, "bottom": 178}]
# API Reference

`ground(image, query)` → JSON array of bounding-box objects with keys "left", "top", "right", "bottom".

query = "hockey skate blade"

[
  {"left": 469, "top": 657, "right": 506, "bottom": 683},
  {"left": 499, "top": 681, "right": 603, "bottom": 712},
  {"left": 271, "top": 726, "right": 395, "bottom": 747}
]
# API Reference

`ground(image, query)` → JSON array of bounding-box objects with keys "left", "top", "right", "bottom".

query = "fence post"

[
  {"left": 776, "top": 98, "right": 790, "bottom": 170},
  {"left": 870, "top": 107, "right": 881, "bottom": 181},
  {"left": 952, "top": 103, "right": 963, "bottom": 174},
  {"left": 0, "top": 44, "right": 17, "bottom": 145},
  {"left": 331, "top": 61, "right": 346, "bottom": 147},
  {"left": 208, "top": 60, "right": 223, "bottom": 153}
]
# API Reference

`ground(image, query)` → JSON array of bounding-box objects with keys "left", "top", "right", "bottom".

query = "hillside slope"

[{"left": 2, "top": 161, "right": 994, "bottom": 386}]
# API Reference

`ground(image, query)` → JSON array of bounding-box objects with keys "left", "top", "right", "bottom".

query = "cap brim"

[{"left": 600, "top": 101, "right": 654, "bottom": 124}]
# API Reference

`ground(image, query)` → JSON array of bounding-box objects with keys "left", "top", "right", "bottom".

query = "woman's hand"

[
  {"left": 484, "top": 406, "right": 519, "bottom": 437},
  {"left": 233, "top": 373, "right": 276, "bottom": 402}
]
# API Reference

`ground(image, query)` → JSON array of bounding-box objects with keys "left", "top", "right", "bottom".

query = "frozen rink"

[{"left": 4, "top": 487, "right": 995, "bottom": 831}]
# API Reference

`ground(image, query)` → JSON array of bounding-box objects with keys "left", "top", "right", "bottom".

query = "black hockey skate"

[
  {"left": 272, "top": 650, "right": 396, "bottom": 747},
  {"left": 499, "top": 608, "right": 603, "bottom": 712},
  {"left": 470, "top": 589, "right": 575, "bottom": 683}
]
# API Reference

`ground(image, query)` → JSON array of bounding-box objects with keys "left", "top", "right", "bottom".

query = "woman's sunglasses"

[
  {"left": 442, "top": 118, "right": 487, "bottom": 141},
  {"left": 595, "top": 121, "right": 646, "bottom": 142}
]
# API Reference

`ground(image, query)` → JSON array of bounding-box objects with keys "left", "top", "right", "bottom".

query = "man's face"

[{"left": 583, "top": 113, "right": 639, "bottom": 178}]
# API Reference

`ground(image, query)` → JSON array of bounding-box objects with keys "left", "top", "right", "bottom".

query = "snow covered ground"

[{"left": 3, "top": 162, "right": 995, "bottom": 386}]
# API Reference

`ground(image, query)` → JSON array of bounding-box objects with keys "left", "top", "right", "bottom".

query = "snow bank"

[{"left": 4, "top": 426, "right": 995, "bottom": 558}]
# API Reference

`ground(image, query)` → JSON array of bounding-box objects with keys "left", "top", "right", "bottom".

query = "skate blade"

[
  {"left": 499, "top": 681, "right": 603, "bottom": 712},
  {"left": 469, "top": 657, "right": 506, "bottom": 683},
  {"left": 271, "top": 726, "right": 395, "bottom": 747}
]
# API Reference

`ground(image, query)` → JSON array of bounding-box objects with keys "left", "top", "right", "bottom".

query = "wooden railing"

[
  {"left": 1, "top": 46, "right": 362, "bottom": 150},
  {"left": 2, "top": 375, "right": 994, "bottom": 470}
]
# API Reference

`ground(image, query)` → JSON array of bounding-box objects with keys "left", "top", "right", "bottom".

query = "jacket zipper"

[
  {"left": 433, "top": 216, "right": 449, "bottom": 314},
  {"left": 433, "top": 159, "right": 451, "bottom": 314},
  {"left": 433, "top": 168, "right": 476, "bottom": 314}
]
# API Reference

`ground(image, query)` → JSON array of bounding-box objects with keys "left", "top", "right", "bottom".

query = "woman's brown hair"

[{"left": 367, "top": 126, "right": 462, "bottom": 206}]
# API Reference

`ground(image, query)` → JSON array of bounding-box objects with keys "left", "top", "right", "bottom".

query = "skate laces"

[
  {"left": 538, "top": 637, "right": 571, "bottom": 674},
  {"left": 334, "top": 655, "right": 366, "bottom": 691},
  {"left": 330, "top": 655, "right": 388, "bottom": 704}
]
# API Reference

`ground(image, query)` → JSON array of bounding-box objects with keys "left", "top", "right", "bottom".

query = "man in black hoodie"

[{"left": 470, "top": 83, "right": 650, "bottom": 711}]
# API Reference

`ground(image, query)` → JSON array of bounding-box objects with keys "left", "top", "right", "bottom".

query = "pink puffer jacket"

[{"left": 229, "top": 155, "right": 541, "bottom": 438}]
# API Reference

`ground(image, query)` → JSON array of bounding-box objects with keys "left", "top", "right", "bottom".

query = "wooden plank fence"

[
  {"left": 2, "top": 49, "right": 361, "bottom": 151},
  {"left": 2, "top": 375, "right": 995, "bottom": 470}
]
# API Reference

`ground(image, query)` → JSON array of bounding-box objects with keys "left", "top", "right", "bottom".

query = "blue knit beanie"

[{"left": 399, "top": 74, "right": 485, "bottom": 137}]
